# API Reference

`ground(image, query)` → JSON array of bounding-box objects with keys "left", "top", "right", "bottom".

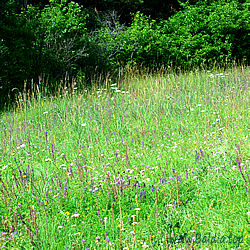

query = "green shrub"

[
  {"left": 110, "top": 0, "right": 250, "bottom": 69},
  {"left": 0, "top": 0, "right": 89, "bottom": 102},
  {"left": 38, "top": 0, "right": 88, "bottom": 78},
  {"left": 164, "top": 0, "right": 250, "bottom": 67},
  {"left": 0, "top": 0, "right": 36, "bottom": 101}
]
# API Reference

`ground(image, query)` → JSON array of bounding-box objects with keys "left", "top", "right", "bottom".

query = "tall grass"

[{"left": 0, "top": 65, "right": 250, "bottom": 249}]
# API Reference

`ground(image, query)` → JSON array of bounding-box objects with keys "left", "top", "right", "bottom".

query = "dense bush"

[
  {"left": 164, "top": 0, "right": 250, "bottom": 66},
  {"left": 1, "top": 0, "right": 250, "bottom": 104},
  {"left": 112, "top": 0, "right": 250, "bottom": 68},
  {"left": 0, "top": 0, "right": 36, "bottom": 99},
  {"left": 0, "top": 0, "right": 89, "bottom": 103}
]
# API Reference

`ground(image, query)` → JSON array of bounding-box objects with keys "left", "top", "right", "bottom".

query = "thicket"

[{"left": 0, "top": 0, "right": 250, "bottom": 105}]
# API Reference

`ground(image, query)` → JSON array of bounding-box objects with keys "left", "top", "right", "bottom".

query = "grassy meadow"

[{"left": 0, "top": 66, "right": 250, "bottom": 249}]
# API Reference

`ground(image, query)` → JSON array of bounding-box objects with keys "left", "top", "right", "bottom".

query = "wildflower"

[
  {"left": 247, "top": 212, "right": 250, "bottom": 216},
  {"left": 130, "top": 231, "right": 135, "bottom": 235},
  {"left": 71, "top": 213, "right": 80, "bottom": 218},
  {"left": 135, "top": 208, "right": 140, "bottom": 211},
  {"left": 104, "top": 217, "right": 108, "bottom": 228}
]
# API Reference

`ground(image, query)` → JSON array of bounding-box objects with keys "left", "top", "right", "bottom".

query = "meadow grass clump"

[{"left": 0, "top": 65, "right": 250, "bottom": 249}]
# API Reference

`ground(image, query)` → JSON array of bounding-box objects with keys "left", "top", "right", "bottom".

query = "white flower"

[
  {"left": 71, "top": 214, "right": 80, "bottom": 218},
  {"left": 20, "top": 144, "right": 25, "bottom": 148},
  {"left": 81, "top": 123, "right": 86, "bottom": 126}
]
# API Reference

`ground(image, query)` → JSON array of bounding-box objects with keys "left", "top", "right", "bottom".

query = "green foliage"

[
  {"left": 82, "top": 11, "right": 128, "bottom": 76},
  {"left": 164, "top": 0, "right": 250, "bottom": 66},
  {"left": 38, "top": 0, "right": 88, "bottom": 76},
  {"left": 113, "top": 0, "right": 250, "bottom": 68},
  {"left": 0, "top": 0, "right": 89, "bottom": 102},
  {"left": 1, "top": 0, "right": 250, "bottom": 105},
  {"left": 0, "top": 0, "right": 36, "bottom": 100}
]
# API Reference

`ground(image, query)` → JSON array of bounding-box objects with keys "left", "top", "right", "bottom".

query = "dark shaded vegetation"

[{"left": 0, "top": 0, "right": 250, "bottom": 108}]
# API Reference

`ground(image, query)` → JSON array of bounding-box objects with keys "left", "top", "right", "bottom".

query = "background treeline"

[{"left": 1, "top": 0, "right": 250, "bottom": 105}]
